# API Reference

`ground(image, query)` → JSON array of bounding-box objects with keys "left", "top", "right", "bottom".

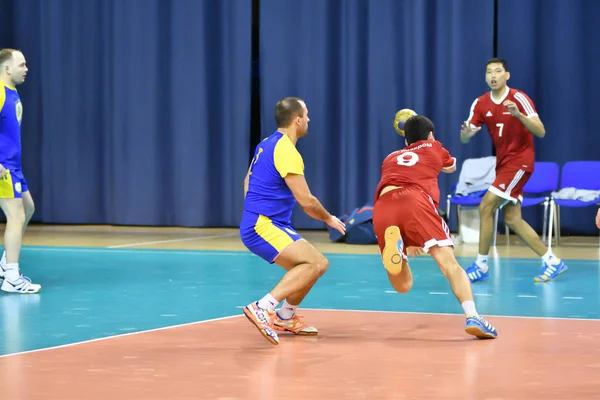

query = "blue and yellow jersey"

[
  {"left": 244, "top": 131, "right": 305, "bottom": 223},
  {"left": 0, "top": 84, "right": 23, "bottom": 168}
]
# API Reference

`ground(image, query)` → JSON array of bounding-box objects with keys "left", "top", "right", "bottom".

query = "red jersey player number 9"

[{"left": 396, "top": 151, "right": 419, "bottom": 167}]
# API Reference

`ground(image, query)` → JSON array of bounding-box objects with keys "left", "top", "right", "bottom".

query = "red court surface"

[{"left": 1, "top": 309, "right": 599, "bottom": 400}]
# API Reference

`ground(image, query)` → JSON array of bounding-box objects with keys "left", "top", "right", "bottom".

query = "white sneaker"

[
  {"left": 0, "top": 263, "right": 5, "bottom": 280},
  {"left": 1, "top": 275, "right": 42, "bottom": 294}
]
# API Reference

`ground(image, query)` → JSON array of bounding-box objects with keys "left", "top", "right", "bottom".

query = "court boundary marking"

[
  {"left": 300, "top": 307, "right": 600, "bottom": 322},
  {"left": 19, "top": 245, "right": 600, "bottom": 264},
  {"left": 106, "top": 232, "right": 240, "bottom": 248},
  {"left": 0, "top": 314, "right": 243, "bottom": 359},
  {"left": 2, "top": 307, "right": 599, "bottom": 359}
]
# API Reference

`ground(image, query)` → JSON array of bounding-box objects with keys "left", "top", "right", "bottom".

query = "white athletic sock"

[
  {"left": 277, "top": 300, "right": 298, "bottom": 320},
  {"left": 5, "top": 263, "right": 20, "bottom": 281},
  {"left": 1, "top": 251, "right": 6, "bottom": 267},
  {"left": 541, "top": 250, "right": 559, "bottom": 265},
  {"left": 476, "top": 254, "right": 489, "bottom": 272},
  {"left": 257, "top": 293, "right": 279, "bottom": 311},
  {"left": 461, "top": 300, "right": 478, "bottom": 317}
]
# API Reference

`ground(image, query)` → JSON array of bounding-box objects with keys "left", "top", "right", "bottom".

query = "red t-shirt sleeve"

[
  {"left": 439, "top": 143, "right": 456, "bottom": 169},
  {"left": 467, "top": 97, "right": 485, "bottom": 127}
]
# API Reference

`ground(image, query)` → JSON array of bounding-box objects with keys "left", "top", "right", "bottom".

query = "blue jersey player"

[
  {"left": 0, "top": 49, "right": 40, "bottom": 293},
  {"left": 241, "top": 97, "right": 345, "bottom": 345}
]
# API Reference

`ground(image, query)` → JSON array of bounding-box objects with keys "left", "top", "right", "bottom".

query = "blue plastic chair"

[
  {"left": 515, "top": 162, "right": 560, "bottom": 245},
  {"left": 447, "top": 161, "right": 560, "bottom": 246},
  {"left": 549, "top": 161, "right": 600, "bottom": 245}
]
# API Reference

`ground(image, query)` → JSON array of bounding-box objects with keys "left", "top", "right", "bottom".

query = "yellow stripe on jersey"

[
  {"left": 0, "top": 85, "right": 5, "bottom": 113},
  {"left": 273, "top": 135, "right": 304, "bottom": 178},
  {"left": 254, "top": 214, "right": 294, "bottom": 252}
]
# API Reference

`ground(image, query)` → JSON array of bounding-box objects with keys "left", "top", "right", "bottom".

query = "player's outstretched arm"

[
  {"left": 596, "top": 208, "right": 600, "bottom": 229},
  {"left": 284, "top": 173, "right": 346, "bottom": 234}
]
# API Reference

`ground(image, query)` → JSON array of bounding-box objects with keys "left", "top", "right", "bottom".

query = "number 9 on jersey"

[{"left": 396, "top": 151, "right": 419, "bottom": 167}]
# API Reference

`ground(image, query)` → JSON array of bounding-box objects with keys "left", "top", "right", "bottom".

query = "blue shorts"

[
  {"left": 0, "top": 168, "right": 28, "bottom": 199},
  {"left": 240, "top": 211, "right": 303, "bottom": 263}
]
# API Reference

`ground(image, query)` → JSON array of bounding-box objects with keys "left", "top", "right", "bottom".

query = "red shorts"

[
  {"left": 372, "top": 187, "right": 453, "bottom": 255},
  {"left": 488, "top": 167, "right": 532, "bottom": 205}
]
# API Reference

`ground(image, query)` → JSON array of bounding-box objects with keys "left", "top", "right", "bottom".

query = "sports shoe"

[
  {"left": 465, "top": 262, "right": 489, "bottom": 283},
  {"left": 465, "top": 315, "right": 497, "bottom": 339},
  {"left": 243, "top": 302, "right": 279, "bottom": 345},
  {"left": 1, "top": 275, "right": 42, "bottom": 294},
  {"left": 533, "top": 259, "right": 568, "bottom": 282},
  {"left": 381, "top": 225, "right": 406, "bottom": 275},
  {"left": 274, "top": 313, "right": 318, "bottom": 335}
]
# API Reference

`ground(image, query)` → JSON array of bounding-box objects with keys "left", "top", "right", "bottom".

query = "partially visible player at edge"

[
  {"left": 372, "top": 115, "right": 497, "bottom": 339},
  {"left": 240, "top": 97, "right": 345, "bottom": 345},
  {"left": 460, "top": 57, "right": 567, "bottom": 283},
  {"left": 0, "top": 48, "right": 41, "bottom": 293}
]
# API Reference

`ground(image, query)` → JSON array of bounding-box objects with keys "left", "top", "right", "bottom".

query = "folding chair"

[
  {"left": 512, "top": 162, "right": 560, "bottom": 246},
  {"left": 446, "top": 187, "right": 501, "bottom": 246},
  {"left": 548, "top": 161, "right": 600, "bottom": 245}
]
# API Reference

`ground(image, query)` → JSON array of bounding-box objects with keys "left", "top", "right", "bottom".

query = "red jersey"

[
  {"left": 374, "top": 140, "right": 455, "bottom": 207},
  {"left": 467, "top": 86, "right": 538, "bottom": 172}
]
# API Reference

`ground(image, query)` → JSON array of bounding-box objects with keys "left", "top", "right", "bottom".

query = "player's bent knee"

[
  {"left": 479, "top": 199, "right": 497, "bottom": 216},
  {"left": 0, "top": 202, "right": 26, "bottom": 227},
  {"left": 390, "top": 275, "right": 412, "bottom": 293},
  {"left": 9, "top": 210, "right": 26, "bottom": 227},
  {"left": 312, "top": 255, "right": 329, "bottom": 277}
]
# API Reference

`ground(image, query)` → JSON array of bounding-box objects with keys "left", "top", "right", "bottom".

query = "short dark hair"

[
  {"left": 404, "top": 115, "right": 434, "bottom": 145},
  {"left": 0, "top": 48, "right": 18, "bottom": 67},
  {"left": 274, "top": 97, "right": 305, "bottom": 128},
  {"left": 486, "top": 57, "right": 509, "bottom": 72}
]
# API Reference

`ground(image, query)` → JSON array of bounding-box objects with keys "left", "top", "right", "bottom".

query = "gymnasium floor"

[{"left": 1, "top": 225, "right": 599, "bottom": 400}]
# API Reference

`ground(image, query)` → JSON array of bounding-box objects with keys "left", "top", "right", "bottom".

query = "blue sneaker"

[
  {"left": 533, "top": 259, "right": 568, "bottom": 282},
  {"left": 465, "top": 262, "right": 489, "bottom": 283},
  {"left": 465, "top": 315, "right": 498, "bottom": 339}
]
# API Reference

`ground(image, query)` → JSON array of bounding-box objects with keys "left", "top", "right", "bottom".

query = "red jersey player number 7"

[{"left": 459, "top": 58, "right": 567, "bottom": 284}]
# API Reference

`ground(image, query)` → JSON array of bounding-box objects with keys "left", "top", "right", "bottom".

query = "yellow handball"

[{"left": 394, "top": 108, "right": 418, "bottom": 136}]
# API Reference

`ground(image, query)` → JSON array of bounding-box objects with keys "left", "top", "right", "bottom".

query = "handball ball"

[{"left": 394, "top": 108, "right": 418, "bottom": 136}]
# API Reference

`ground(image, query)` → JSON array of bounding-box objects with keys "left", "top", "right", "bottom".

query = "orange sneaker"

[
  {"left": 274, "top": 313, "right": 318, "bottom": 335},
  {"left": 243, "top": 302, "right": 279, "bottom": 345}
]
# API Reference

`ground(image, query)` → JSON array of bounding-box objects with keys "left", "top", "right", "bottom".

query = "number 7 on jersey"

[{"left": 496, "top": 123, "right": 504, "bottom": 137}]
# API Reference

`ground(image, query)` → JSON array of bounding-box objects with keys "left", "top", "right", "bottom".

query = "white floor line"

[
  {"left": 297, "top": 307, "right": 600, "bottom": 322},
  {"left": 0, "top": 314, "right": 242, "bottom": 359},
  {"left": 22, "top": 247, "right": 252, "bottom": 256},
  {"left": 107, "top": 232, "right": 239, "bottom": 248}
]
